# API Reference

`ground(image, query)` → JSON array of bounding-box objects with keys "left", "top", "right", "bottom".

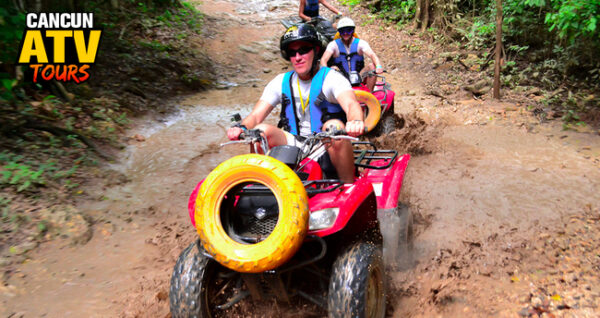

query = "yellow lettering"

[
  {"left": 18, "top": 30, "right": 48, "bottom": 63},
  {"left": 74, "top": 30, "right": 101, "bottom": 63},
  {"left": 45, "top": 30, "right": 72, "bottom": 63}
]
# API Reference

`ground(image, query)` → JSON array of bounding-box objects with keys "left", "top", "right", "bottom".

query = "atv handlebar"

[
  {"left": 320, "top": 126, "right": 359, "bottom": 141},
  {"left": 363, "top": 69, "right": 388, "bottom": 81},
  {"left": 220, "top": 129, "right": 270, "bottom": 154},
  {"left": 220, "top": 127, "right": 358, "bottom": 155}
]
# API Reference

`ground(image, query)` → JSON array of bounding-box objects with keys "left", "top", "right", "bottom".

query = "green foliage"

[
  {"left": 340, "top": 0, "right": 362, "bottom": 7},
  {"left": 0, "top": 5, "right": 25, "bottom": 102},
  {"left": 0, "top": 74, "right": 18, "bottom": 102},
  {"left": 358, "top": 0, "right": 416, "bottom": 24},
  {"left": 127, "top": 0, "right": 204, "bottom": 32},
  {"left": 0, "top": 195, "right": 11, "bottom": 220},
  {"left": 0, "top": 6, "right": 26, "bottom": 64},
  {"left": 0, "top": 196, "right": 10, "bottom": 207},
  {"left": 0, "top": 152, "right": 52, "bottom": 192},
  {"left": 172, "top": 1, "right": 204, "bottom": 32},
  {"left": 0, "top": 151, "right": 86, "bottom": 193},
  {"left": 37, "top": 220, "right": 48, "bottom": 234},
  {"left": 543, "top": 0, "right": 599, "bottom": 43},
  {"left": 139, "top": 39, "right": 172, "bottom": 51}
]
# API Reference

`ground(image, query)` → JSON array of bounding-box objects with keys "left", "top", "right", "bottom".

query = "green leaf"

[
  {"left": 17, "top": 180, "right": 31, "bottom": 192},
  {"left": 1, "top": 79, "right": 14, "bottom": 91},
  {"left": 31, "top": 169, "right": 44, "bottom": 180},
  {"left": 37, "top": 221, "right": 47, "bottom": 232},
  {"left": 9, "top": 173, "right": 22, "bottom": 185},
  {"left": 588, "top": 17, "right": 597, "bottom": 32},
  {"left": 1, "top": 170, "right": 11, "bottom": 182}
]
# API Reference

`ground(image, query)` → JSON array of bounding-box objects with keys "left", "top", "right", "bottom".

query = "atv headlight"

[{"left": 309, "top": 208, "right": 339, "bottom": 231}]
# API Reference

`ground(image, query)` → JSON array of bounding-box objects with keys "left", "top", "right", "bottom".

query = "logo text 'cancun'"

[{"left": 18, "top": 13, "right": 102, "bottom": 83}]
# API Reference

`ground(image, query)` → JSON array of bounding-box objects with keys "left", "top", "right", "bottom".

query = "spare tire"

[
  {"left": 194, "top": 154, "right": 309, "bottom": 273},
  {"left": 354, "top": 90, "right": 381, "bottom": 133}
]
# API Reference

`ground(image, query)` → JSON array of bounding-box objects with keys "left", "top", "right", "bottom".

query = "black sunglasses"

[{"left": 286, "top": 46, "right": 314, "bottom": 58}]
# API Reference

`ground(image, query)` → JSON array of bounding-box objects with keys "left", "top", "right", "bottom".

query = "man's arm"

[
  {"left": 336, "top": 90, "right": 365, "bottom": 136},
  {"left": 227, "top": 100, "right": 274, "bottom": 140},
  {"left": 320, "top": 49, "right": 334, "bottom": 67},
  {"left": 298, "top": 0, "right": 311, "bottom": 21},
  {"left": 243, "top": 100, "right": 274, "bottom": 128},
  {"left": 363, "top": 46, "right": 383, "bottom": 73},
  {"left": 319, "top": 0, "right": 341, "bottom": 15}
]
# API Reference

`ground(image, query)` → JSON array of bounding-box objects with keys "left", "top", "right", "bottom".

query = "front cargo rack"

[{"left": 234, "top": 179, "right": 343, "bottom": 197}]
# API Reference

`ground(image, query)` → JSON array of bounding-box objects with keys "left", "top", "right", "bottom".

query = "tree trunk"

[
  {"left": 33, "top": 0, "right": 42, "bottom": 12},
  {"left": 493, "top": 0, "right": 502, "bottom": 99},
  {"left": 421, "top": 0, "right": 430, "bottom": 32},
  {"left": 414, "top": 0, "right": 430, "bottom": 31}
]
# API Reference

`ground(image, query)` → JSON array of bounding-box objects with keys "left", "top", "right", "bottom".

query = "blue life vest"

[
  {"left": 331, "top": 38, "right": 365, "bottom": 78},
  {"left": 303, "top": 0, "right": 319, "bottom": 18},
  {"left": 278, "top": 68, "right": 345, "bottom": 135}
]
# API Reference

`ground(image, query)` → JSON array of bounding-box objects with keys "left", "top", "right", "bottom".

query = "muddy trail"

[{"left": 3, "top": 0, "right": 600, "bottom": 317}]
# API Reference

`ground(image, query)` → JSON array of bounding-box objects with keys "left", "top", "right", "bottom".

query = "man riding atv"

[
  {"left": 227, "top": 23, "right": 364, "bottom": 183},
  {"left": 298, "top": 0, "right": 342, "bottom": 22},
  {"left": 320, "top": 17, "right": 384, "bottom": 92}
]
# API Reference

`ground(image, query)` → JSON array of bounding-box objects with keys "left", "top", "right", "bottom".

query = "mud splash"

[{"left": 371, "top": 112, "right": 439, "bottom": 156}]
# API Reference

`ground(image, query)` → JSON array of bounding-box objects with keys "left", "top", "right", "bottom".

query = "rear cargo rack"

[{"left": 352, "top": 141, "right": 397, "bottom": 169}]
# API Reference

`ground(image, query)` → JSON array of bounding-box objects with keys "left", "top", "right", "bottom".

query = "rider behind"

[
  {"left": 226, "top": 24, "right": 364, "bottom": 184},
  {"left": 320, "top": 17, "right": 384, "bottom": 92},
  {"left": 299, "top": 0, "right": 342, "bottom": 22}
]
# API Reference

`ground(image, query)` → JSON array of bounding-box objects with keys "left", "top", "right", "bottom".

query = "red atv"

[
  {"left": 347, "top": 70, "right": 397, "bottom": 136},
  {"left": 169, "top": 124, "right": 412, "bottom": 317}
]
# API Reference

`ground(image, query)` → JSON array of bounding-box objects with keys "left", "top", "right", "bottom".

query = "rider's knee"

[
  {"left": 323, "top": 119, "right": 345, "bottom": 132},
  {"left": 327, "top": 138, "right": 350, "bottom": 153}
]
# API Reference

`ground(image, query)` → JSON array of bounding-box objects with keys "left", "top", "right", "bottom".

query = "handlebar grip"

[
  {"left": 325, "top": 125, "right": 345, "bottom": 136},
  {"left": 333, "top": 128, "right": 347, "bottom": 136},
  {"left": 325, "top": 125, "right": 369, "bottom": 136}
]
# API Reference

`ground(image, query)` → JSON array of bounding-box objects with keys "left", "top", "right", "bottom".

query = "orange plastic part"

[{"left": 355, "top": 89, "right": 381, "bottom": 133}]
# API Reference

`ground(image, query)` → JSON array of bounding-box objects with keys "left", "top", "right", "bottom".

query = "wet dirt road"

[{"left": 2, "top": 0, "right": 600, "bottom": 317}]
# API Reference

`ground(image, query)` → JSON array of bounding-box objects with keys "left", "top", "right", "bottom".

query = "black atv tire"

[
  {"left": 170, "top": 240, "right": 237, "bottom": 318},
  {"left": 327, "top": 241, "right": 386, "bottom": 318},
  {"left": 377, "top": 112, "right": 397, "bottom": 135}
]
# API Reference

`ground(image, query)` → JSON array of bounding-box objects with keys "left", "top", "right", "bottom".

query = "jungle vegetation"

[{"left": 343, "top": 0, "right": 600, "bottom": 124}]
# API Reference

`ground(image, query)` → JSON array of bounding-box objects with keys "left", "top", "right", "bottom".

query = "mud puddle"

[{"left": 0, "top": 89, "right": 256, "bottom": 317}]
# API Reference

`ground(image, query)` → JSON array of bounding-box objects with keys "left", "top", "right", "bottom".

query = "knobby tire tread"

[
  {"left": 170, "top": 240, "right": 210, "bottom": 318},
  {"left": 328, "top": 241, "right": 385, "bottom": 318}
]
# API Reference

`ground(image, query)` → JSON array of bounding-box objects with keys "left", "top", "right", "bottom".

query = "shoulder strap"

[
  {"left": 280, "top": 71, "right": 299, "bottom": 134},
  {"left": 335, "top": 39, "right": 347, "bottom": 55},
  {"left": 350, "top": 38, "right": 360, "bottom": 54},
  {"left": 309, "top": 67, "right": 329, "bottom": 107}
]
